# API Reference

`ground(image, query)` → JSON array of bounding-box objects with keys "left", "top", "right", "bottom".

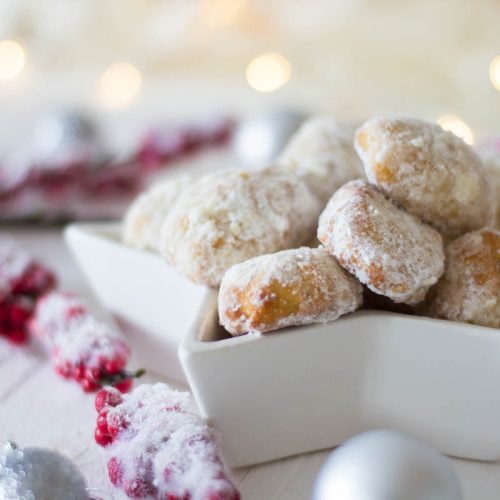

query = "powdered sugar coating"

[
  {"left": 122, "top": 175, "right": 192, "bottom": 252},
  {"left": 277, "top": 116, "right": 364, "bottom": 205},
  {"left": 30, "top": 291, "right": 131, "bottom": 391},
  {"left": 318, "top": 180, "right": 445, "bottom": 304},
  {"left": 29, "top": 291, "right": 87, "bottom": 342},
  {"left": 219, "top": 246, "right": 363, "bottom": 335},
  {"left": 0, "top": 238, "right": 30, "bottom": 298},
  {"left": 153, "top": 423, "right": 238, "bottom": 500},
  {"left": 159, "top": 168, "right": 321, "bottom": 287},
  {"left": 423, "top": 229, "right": 500, "bottom": 328},
  {"left": 355, "top": 118, "right": 496, "bottom": 237},
  {"left": 105, "top": 383, "right": 239, "bottom": 499},
  {"left": 477, "top": 139, "right": 500, "bottom": 229},
  {"left": 52, "top": 315, "right": 130, "bottom": 369}
]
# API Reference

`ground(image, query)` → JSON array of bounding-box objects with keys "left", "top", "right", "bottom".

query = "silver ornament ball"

[
  {"left": 232, "top": 110, "right": 307, "bottom": 168},
  {"left": 0, "top": 442, "right": 89, "bottom": 500},
  {"left": 313, "top": 430, "right": 462, "bottom": 500},
  {"left": 33, "top": 111, "right": 100, "bottom": 165}
]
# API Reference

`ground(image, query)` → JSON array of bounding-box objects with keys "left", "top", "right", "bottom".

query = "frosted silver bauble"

[
  {"left": 313, "top": 430, "right": 462, "bottom": 500},
  {"left": 0, "top": 442, "right": 89, "bottom": 500},
  {"left": 232, "top": 110, "right": 306, "bottom": 168},
  {"left": 33, "top": 111, "right": 100, "bottom": 165}
]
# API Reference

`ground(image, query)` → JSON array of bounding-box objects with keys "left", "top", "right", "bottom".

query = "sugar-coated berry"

[
  {"left": 107, "top": 412, "right": 129, "bottom": 439},
  {"left": 96, "top": 411, "right": 110, "bottom": 434},
  {"left": 98, "top": 384, "right": 240, "bottom": 500},
  {"left": 123, "top": 477, "right": 157, "bottom": 498},
  {"left": 0, "top": 241, "right": 55, "bottom": 345},
  {"left": 31, "top": 294, "right": 134, "bottom": 393},
  {"left": 108, "top": 456, "right": 124, "bottom": 486},
  {"left": 95, "top": 387, "right": 123, "bottom": 412},
  {"left": 95, "top": 427, "right": 113, "bottom": 447}
]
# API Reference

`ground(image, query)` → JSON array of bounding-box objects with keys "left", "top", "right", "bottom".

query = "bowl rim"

[{"left": 180, "top": 290, "right": 500, "bottom": 355}]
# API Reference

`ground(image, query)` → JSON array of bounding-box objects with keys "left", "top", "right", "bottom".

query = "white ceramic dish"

[
  {"left": 66, "top": 222, "right": 500, "bottom": 468},
  {"left": 179, "top": 294, "right": 500, "bottom": 467},
  {"left": 64, "top": 222, "right": 210, "bottom": 383}
]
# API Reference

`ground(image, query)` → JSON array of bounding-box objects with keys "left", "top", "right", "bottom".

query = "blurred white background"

[{"left": 0, "top": 0, "right": 499, "bottom": 150}]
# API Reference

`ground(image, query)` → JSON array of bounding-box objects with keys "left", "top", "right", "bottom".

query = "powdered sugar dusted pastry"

[
  {"left": 122, "top": 175, "right": 192, "bottom": 251},
  {"left": 424, "top": 229, "right": 500, "bottom": 328},
  {"left": 218, "top": 247, "right": 363, "bottom": 335},
  {"left": 318, "top": 180, "right": 445, "bottom": 304},
  {"left": 355, "top": 118, "right": 496, "bottom": 237},
  {"left": 277, "top": 116, "right": 364, "bottom": 205},
  {"left": 477, "top": 140, "right": 500, "bottom": 229},
  {"left": 160, "top": 168, "right": 320, "bottom": 287}
]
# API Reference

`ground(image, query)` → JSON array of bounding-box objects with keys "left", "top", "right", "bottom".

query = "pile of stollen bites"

[{"left": 123, "top": 117, "right": 500, "bottom": 334}]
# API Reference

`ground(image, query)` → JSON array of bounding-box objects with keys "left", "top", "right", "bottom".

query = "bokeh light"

[
  {"left": 200, "top": 0, "right": 245, "bottom": 28},
  {"left": 246, "top": 53, "right": 291, "bottom": 93},
  {"left": 489, "top": 55, "right": 500, "bottom": 92},
  {"left": 98, "top": 62, "right": 142, "bottom": 107},
  {"left": 0, "top": 40, "right": 26, "bottom": 80},
  {"left": 437, "top": 114, "right": 474, "bottom": 145}
]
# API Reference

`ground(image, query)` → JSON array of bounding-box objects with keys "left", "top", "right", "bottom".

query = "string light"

[
  {"left": 0, "top": 39, "right": 26, "bottom": 80},
  {"left": 98, "top": 62, "right": 142, "bottom": 107},
  {"left": 200, "top": 0, "right": 245, "bottom": 28},
  {"left": 437, "top": 115, "right": 474, "bottom": 146},
  {"left": 489, "top": 55, "right": 500, "bottom": 92},
  {"left": 246, "top": 53, "right": 291, "bottom": 93}
]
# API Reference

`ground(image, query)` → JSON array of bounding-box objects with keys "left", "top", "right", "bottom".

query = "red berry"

[
  {"left": 12, "top": 262, "right": 56, "bottom": 296},
  {"left": 81, "top": 378, "right": 100, "bottom": 392},
  {"left": 97, "top": 411, "right": 110, "bottom": 434},
  {"left": 74, "top": 362, "right": 86, "bottom": 381},
  {"left": 123, "top": 477, "right": 157, "bottom": 498},
  {"left": 85, "top": 366, "right": 101, "bottom": 382},
  {"left": 103, "top": 350, "right": 128, "bottom": 374},
  {"left": 0, "top": 303, "right": 7, "bottom": 325},
  {"left": 107, "top": 412, "right": 129, "bottom": 438},
  {"left": 165, "top": 494, "right": 188, "bottom": 500},
  {"left": 114, "top": 378, "right": 133, "bottom": 393},
  {"left": 67, "top": 304, "right": 86, "bottom": 320},
  {"left": 95, "top": 427, "right": 112, "bottom": 447},
  {"left": 108, "top": 456, "right": 124, "bottom": 486},
  {"left": 95, "top": 388, "right": 123, "bottom": 412},
  {"left": 54, "top": 360, "right": 72, "bottom": 378},
  {"left": 6, "top": 329, "right": 28, "bottom": 344},
  {"left": 8, "top": 301, "right": 32, "bottom": 327}
]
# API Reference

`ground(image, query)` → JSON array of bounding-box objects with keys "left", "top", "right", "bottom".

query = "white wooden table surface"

[{"left": 1, "top": 228, "right": 500, "bottom": 500}]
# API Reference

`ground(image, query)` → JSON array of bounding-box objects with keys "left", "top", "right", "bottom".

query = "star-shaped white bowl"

[{"left": 66, "top": 222, "right": 500, "bottom": 467}]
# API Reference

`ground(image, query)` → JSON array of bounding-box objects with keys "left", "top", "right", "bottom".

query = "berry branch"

[
  {"left": 0, "top": 238, "right": 56, "bottom": 344},
  {"left": 30, "top": 291, "right": 143, "bottom": 393},
  {"left": 94, "top": 384, "right": 240, "bottom": 499},
  {"left": 0, "top": 238, "right": 143, "bottom": 393}
]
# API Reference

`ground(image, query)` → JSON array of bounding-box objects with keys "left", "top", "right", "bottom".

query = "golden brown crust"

[
  {"left": 218, "top": 247, "right": 363, "bottom": 335},
  {"left": 355, "top": 118, "right": 496, "bottom": 237},
  {"left": 424, "top": 229, "right": 500, "bottom": 328},
  {"left": 318, "top": 180, "right": 445, "bottom": 304}
]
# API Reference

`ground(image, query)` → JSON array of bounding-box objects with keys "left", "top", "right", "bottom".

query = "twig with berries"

[
  {"left": 0, "top": 238, "right": 57, "bottom": 344},
  {"left": 94, "top": 384, "right": 240, "bottom": 500},
  {"left": 30, "top": 291, "right": 144, "bottom": 393},
  {"left": 0, "top": 115, "right": 234, "bottom": 221}
]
